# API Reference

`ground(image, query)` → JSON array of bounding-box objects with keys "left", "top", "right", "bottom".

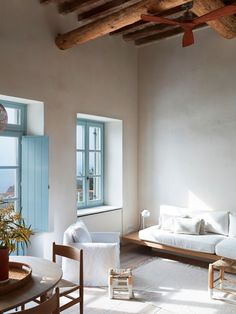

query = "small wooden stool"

[
  {"left": 208, "top": 258, "right": 236, "bottom": 299},
  {"left": 108, "top": 268, "right": 133, "bottom": 299}
]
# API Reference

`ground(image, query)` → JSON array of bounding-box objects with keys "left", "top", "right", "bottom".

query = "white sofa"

[
  {"left": 62, "top": 220, "right": 120, "bottom": 286},
  {"left": 139, "top": 205, "right": 236, "bottom": 260}
]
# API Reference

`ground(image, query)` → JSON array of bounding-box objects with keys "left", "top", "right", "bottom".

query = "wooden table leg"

[{"left": 208, "top": 263, "right": 214, "bottom": 299}]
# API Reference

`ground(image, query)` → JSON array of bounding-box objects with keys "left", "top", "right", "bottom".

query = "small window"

[
  {"left": 76, "top": 119, "right": 104, "bottom": 208},
  {"left": 2, "top": 101, "right": 26, "bottom": 131},
  {"left": 0, "top": 101, "right": 26, "bottom": 210}
]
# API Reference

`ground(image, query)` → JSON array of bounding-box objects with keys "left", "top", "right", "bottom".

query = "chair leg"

[
  {"left": 128, "top": 277, "right": 133, "bottom": 299},
  {"left": 109, "top": 276, "right": 114, "bottom": 299},
  {"left": 80, "top": 300, "right": 83, "bottom": 314}
]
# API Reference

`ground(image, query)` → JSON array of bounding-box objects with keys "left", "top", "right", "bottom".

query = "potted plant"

[{"left": 0, "top": 203, "right": 33, "bottom": 282}]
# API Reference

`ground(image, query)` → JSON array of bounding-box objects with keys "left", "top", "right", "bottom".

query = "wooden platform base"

[{"left": 122, "top": 232, "right": 220, "bottom": 262}]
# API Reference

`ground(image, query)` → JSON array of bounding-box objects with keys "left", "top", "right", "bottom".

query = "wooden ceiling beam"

[
  {"left": 135, "top": 26, "right": 181, "bottom": 45},
  {"left": 124, "top": 24, "right": 177, "bottom": 41},
  {"left": 77, "top": 0, "right": 142, "bottom": 25},
  {"left": 192, "top": 0, "right": 236, "bottom": 38},
  {"left": 110, "top": 20, "right": 150, "bottom": 36},
  {"left": 135, "top": 24, "right": 206, "bottom": 46},
  {"left": 58, "top": 0, "right": 109, "bottom": 15},
  {"left": 122, "top": 9, "right": 198, "bottom": 41},
  {"left": 55, "top": 0, "right": 190, "bottom": 49},
  {"left": 111, "top": 4, "right": 186, "bottom": 36}
]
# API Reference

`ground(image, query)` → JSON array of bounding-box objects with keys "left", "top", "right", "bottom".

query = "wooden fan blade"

[
  {"left": 182, "top": 27, "right": 194, "bottom": 47},
  {"left": 193, "top": 4, "right": 236, "bottom": 25},
  {"left": 141, "top": 14, "right": 180, "bottom": 26}
]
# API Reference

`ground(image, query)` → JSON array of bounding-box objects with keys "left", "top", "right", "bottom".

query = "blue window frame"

[
  {"left": 0, "top": 101, "right": 26, "bottom": 211},
  {"left": 76, "top": 119, "right": 104, "bottom": 208}
]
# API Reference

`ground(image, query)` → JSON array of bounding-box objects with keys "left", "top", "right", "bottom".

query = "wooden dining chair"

[
  {"left": 52, "top": 242, "right": 84, "bottom": 313},
  {"left": 9, "top": 288, "right": 59, "bottom": 314}
]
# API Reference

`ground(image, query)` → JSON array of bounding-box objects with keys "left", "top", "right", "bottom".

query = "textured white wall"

[
  {"left": 0, "top": 0, "right": 138, "bottom": 257},
  {"left": 138, "top": 28, "right": 236, "bottom": 224},
  {"left": 104, "top": 121, "right": 123, "bottom": 207},
  {"left": 81, "top": 209, "right": 122, "bottom": 233}
]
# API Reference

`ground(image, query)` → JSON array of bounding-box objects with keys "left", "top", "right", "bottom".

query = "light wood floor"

[{"left": 120, "top": 243, "right": 154, "bottom": 269}]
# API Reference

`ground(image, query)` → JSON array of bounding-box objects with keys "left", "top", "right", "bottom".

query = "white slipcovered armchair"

[{"left": 62, "top": 220, "right": 120, "bottom": 286}]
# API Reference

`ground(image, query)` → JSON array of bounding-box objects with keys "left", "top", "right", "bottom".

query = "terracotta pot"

[{"left": 0, "top": 246, "right": 9, "bottom": 282}]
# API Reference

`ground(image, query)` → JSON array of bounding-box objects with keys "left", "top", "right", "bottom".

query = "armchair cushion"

[{"left": 63, "top": 220, "right": 92, "bottom": 244}]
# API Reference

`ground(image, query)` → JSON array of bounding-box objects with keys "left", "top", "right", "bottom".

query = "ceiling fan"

[{"left": 141, "top": 2, "right": 236, "bottom": 47}]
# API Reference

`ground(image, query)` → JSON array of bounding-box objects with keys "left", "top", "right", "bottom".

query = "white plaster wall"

[
  {"left": 104, "top": 121, "right": 123, "bottom": 207},
  {"left": 138, "top": 28, "right": 236, "bottom": 224},
  {"left": 80, "top": 210, "right": 122, "bottom": 233},
  {"left": 0, "top": 0, "right": 138, "bottom": 257}
]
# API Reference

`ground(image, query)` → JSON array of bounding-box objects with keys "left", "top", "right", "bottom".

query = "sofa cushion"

[
  {"left": 160, "top": 213, "right": 186, "bottom": 232},
  {"left": 139, "top": 225, "right": 226, "bottom": 254},
  {"left": 229, "top": 213, "right": 236, "bottom": 237},
  {"left": 189, "top": 211, "right": 229, "bottom": 236},
  {"left": 160, "top": 214, "right": 176, "bottom": 231},
  {"left": 174, "top": 217, "right": 202, "bottom": 235},
  {"left": 215, "top": 238, "right": 236, "bottom": 260},
  {"left": 203, "top": 211, "right": 229, "bottom": 235}
]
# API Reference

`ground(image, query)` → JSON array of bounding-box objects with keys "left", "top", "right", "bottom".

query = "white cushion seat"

[
  {"left": 139, "top": 225, "right": 226, "bottom": 254},
  {"left": 215, "top": 238, "right": 236, "bottom": 260}
]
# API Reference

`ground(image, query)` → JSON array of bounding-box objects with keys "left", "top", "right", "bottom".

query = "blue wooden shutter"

[{"left": 21, "top": 136, "right": 49, "bottom": 232}]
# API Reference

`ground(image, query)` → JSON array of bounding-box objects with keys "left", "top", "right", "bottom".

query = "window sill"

[{"left": 77, "top": 205, "right": 122, "bottom": 217}]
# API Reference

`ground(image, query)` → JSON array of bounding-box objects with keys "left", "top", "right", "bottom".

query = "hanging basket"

[
  {"left": 0, "top": 246, "right": 9, "bottom": 283},
  {"left": 0, "top": 104, "right": 8, "bottom": 131}
]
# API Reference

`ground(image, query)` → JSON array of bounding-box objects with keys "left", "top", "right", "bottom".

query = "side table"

[
  {"left": 108, "top": 268, "right": 133, "bottom": 299},
  {"left": 208, "top": 258, "right": 236, "bottom": 299}
]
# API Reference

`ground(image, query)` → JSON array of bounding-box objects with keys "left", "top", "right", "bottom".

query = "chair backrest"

[
  {"left": 52, "top": 242, "right": 83, "bottom": 286},
  {"left": 9, "top": 288, "right": 59, "bottom": 314}
]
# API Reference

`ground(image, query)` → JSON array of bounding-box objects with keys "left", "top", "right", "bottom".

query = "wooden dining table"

[{"left": 0, "top": 256, "right": 62, "bottom": 313}]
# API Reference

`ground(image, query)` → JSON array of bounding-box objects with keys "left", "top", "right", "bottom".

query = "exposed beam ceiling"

[
  {"left": 192, "top": 0, "right": 236, "bottom": 39},
  {"left": 39, "top": 0, "right": 236, "bottom": 49},
  {"left": 55, "top": 0, "right": 190, "bottom": 49},
  {"left": 77, "top": 0, "right": 142, "bottom": 25},
  {"left": 110, "top": 4, "right": 186, "bottom": 36},
  {"left": 135, "top": 24, "right": 207, "bottom": 46},
  {"left": 58, "top": 0, "right": 109, "bottom": 15}
]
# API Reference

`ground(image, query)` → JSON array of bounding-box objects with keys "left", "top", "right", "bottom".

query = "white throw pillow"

[
  {"left": 186, "top": 214, "right": 205, "bottom": 234},
  {"left": 160, "top": 214, "right": 176, "bottom": 232},
  {"left": 229, "top": 213, "right": 236, "bottom": 237},
  {"left": 201, "top": 211, "right": 229, "bottom": 235},
  {"left": 174, "top": 217, "right": 202, "bottom": 235},
  {"left": 71, "top": 220, "right": 92, "bottom": 243}
]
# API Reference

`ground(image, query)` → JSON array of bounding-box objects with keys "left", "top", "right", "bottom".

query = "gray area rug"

[
  {"left": 133, "top": 258, "right": 236, "bottom": 314},
  {"left": 63, "top": 257, "right": 236, "bottom": 313}
]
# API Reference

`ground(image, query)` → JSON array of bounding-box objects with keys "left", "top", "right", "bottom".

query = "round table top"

[{"left": 0, "top": 256, "right": 62, "bottom": 312}]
